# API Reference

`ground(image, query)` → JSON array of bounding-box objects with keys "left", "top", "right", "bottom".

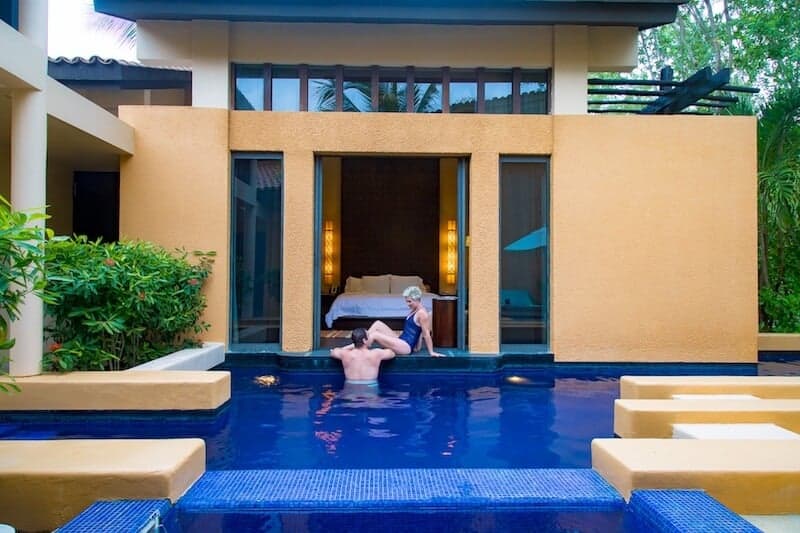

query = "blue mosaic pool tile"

[
  {"left": 57, "top": 499, "right": 172, "bottom": 533},
  {"left": 178, "top": 469, "right": 624, "bottom": 513},
  {"left": 626, "top": 490, "right": 761, "bottom": 533}
]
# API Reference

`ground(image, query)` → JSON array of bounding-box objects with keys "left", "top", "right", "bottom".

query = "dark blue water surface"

[{"left": 2, "top": 359, "right": 799, "bottom": 471}]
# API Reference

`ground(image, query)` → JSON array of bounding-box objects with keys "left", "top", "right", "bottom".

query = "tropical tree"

[{"left": 753, "top": 88, "right": 800, "bottom": 330}]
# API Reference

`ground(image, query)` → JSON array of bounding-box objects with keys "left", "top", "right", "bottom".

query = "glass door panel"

[
  {"left": 231, "top": 155, "right": 283, "bottom": 345},
  {"left": 500, "top": 159, "right": 549, "bottom": 348}
]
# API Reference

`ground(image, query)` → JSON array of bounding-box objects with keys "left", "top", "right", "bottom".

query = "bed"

[{"left": 324, "top": 274, "right": 439, "bottom": 329}]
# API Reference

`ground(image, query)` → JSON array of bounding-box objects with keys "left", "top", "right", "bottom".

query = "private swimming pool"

[{"left": 3, "top": 358, "right": 798, "bottom": 470}]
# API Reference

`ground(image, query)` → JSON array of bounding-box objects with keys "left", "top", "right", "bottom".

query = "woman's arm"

[{"left": 420, "top": 310, "right": 445, "bottom": 357}]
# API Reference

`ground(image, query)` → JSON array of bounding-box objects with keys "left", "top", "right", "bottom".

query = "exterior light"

[
  {"left": 324, "top": 220, "right": 334, "bottom": 284},
  {"left": 446, "top": 219, "right": 456, "bottom": 285}
]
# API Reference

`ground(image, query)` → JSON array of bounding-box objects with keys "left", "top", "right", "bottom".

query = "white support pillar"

[
  {"left": 9, "top": 0, "right": 48, "bottom": 376},
  {"left": 551, "top": 25, "right": 588, "bottom": 115},
  {"left": 191, "top": 20, "right": 230, "bottom": 108}
]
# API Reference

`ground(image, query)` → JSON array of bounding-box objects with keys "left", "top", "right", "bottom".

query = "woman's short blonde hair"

[{"left": 402, "top": 285, "right": 422, "bottom": 300}]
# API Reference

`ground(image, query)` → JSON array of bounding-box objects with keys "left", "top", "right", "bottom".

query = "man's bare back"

[{"left": 330, "top": 327, "right": 395, "bottom": 382}]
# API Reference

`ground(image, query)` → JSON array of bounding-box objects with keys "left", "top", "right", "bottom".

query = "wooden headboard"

[{"left": 340, "top": 157, "right": 440, "bottom": 294}]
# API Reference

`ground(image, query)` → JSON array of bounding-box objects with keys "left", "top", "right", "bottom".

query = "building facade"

[{"left": 1, "top": 0, "right": 757, "bottom": 371}]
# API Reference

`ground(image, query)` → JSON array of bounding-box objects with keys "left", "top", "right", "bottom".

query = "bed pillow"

[
  {"left": 344, "top": 276, "right": 363, "bottom": 293},
  {"left": 390, "top": 275, "right": 424, "bottom": 294},
  {"left": 361, "top": 274, "right": 391, "bottom": 293}
]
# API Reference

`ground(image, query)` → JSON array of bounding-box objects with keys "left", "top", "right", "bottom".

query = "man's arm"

[
  {"left": 330, "top": 347, "right": 343, "bottom": 360},
  {"left": 377, "top": 348, "right": 396, "bottom": 361}
]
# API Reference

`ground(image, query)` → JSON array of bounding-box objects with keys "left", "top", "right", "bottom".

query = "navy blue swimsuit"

[{"left": 398, "top": 311, "right": 422, "bottom": 352}]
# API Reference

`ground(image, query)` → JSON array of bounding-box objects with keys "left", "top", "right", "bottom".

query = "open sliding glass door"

[{"left": 456, "top": 158, "right": 469, "bottom": 351}]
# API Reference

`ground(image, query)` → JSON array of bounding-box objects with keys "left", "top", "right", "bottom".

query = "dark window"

[{"left": 271, "top": 66, "right": 300, "bottom": 111}]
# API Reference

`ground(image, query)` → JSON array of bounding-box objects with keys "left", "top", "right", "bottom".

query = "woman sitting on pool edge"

[{"left": 365, "top": 285, "right": 445, "bottom": 357}]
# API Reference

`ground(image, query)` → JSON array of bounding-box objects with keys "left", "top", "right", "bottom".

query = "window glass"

[
  {"left": 231, "top": 156, "right": 283, "bottom": 345},
  {"left": 271, "top": 66, "right": 300, "bottom": 111},
  {"left": 484, "top": 70, "right": 512, "bottom": 114},
  {"left": 413, "top": 69, "right": 442, "bottom": 113},
  {"left": 521, "top": 70, "right": 548, "bottom": 114},
  {"left": 500, "top": 160, "right": 548, "bottom": 347},
  {"left": 377, "top": 68, "right": 407, "bottom": 112},
  {"left": 343, "top": 67, "right": 373, "bottom": 112},
  {"left": 234, "top": 65, "right": 263, "bottom": 111},
  {"left": 449, "top": 70, "right": 477, "bottom": 113},
  {"left": 308, "top": 66, "right": 337, "bottom": 112}
]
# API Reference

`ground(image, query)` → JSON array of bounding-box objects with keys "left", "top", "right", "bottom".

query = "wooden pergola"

[{"left": 588, "top": 66, "right": 759, "bottom": 115}]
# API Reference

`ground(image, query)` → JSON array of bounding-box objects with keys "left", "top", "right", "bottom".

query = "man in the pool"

[{"left": 329, "top": 327, "right": 396, "bottom": 383}]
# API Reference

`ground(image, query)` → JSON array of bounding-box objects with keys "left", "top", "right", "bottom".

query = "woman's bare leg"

[
  {"left": 338, "top": 321, "right": 396, "bottom": 350},
  {"left": 367, "top": 320, "right": 395, "bottom": 338},
  {"left": 367, "top": 331, "right": 411, "bottom": 355}
]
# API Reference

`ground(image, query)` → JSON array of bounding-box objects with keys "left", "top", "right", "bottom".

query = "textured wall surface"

[
  {"left": 116, "top": 109, "right": 756, "bottom": 361},
  {"left": 551, "top": 115, "right": 757, "bottom": 362},
  {"left": 118, "top": 106, "right": 230, "bottom": 344}
]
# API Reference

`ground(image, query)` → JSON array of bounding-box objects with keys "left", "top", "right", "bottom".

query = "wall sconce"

[
  {"left": 446, "top": 220, "right": 456, "bottom": 285},
  {"left": 323, "top": 220, "right": 334, "bottom": 284}
]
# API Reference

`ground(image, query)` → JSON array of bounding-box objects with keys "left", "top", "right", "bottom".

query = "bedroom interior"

[{"left": 319, "top": 156, "right": 461, "bottom": 349}]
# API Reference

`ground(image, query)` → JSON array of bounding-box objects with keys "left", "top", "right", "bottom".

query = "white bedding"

[{"left": 325, "top": 292, "right": 438, "bottom": 328}]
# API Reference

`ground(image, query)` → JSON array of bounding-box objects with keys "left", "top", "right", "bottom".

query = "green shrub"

[
  {"left": 44, "top": 237, "right": 214, "bottom": 371},
  {"left": 760, "top": 287, "right": 800, "bottom": 333},
  {"left": 0, "top": 196, "right": 50, "bottom": 392}
]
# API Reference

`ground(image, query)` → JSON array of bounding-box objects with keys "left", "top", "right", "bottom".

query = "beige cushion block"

[
  {"left": 615, "top": 399, "right": 800, "bottom": 438},
  {"left": 620, "top": 375, "right": 800, "bottom": 400},
  {"left": 0, "top": 370, "right": 230, "bottom": 410},
  {"left": 0, "top": 438, "right": 205, "bottom": 532},
  {"left": 592, "top": 438, "right": 800, "bottom": 514}
]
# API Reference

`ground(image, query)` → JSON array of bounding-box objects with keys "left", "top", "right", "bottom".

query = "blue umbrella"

[{"left": 503, "top": 227, "right": 547, "bottom": 251}]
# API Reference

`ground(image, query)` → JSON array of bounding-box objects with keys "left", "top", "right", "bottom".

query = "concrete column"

[
  {"left": 9, "top": 0, "right": 48, "bottom": 376},
  {"left": 191, "top": 20, "right": 230, "bottom": 108},
  {"left": 468, "top": 151, "right": 500, "bottom": 354},
  {"left": 551, "top": 25, "right": 588, "bottom": 115}
]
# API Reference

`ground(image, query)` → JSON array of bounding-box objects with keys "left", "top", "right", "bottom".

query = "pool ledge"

[
  {"left": 0, "top": 438, "right": 205, "bottom": 532},
  {"left": 0, "top": 370, "right": 230, "bottom": 411}
]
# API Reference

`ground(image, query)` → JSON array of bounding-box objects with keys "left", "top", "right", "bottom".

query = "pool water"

[
  {"left": 2, "top": 359, "right": 799, "bottom": 471},
  {"left": 0, "top": 367, "right": 617, "bottom": 469},
  {"left": 211, "top": 369, "right": 619, "bottom": 469}
]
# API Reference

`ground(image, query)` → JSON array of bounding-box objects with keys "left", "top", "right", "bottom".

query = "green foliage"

[
  {"left": 43, "top": 237, "right": 215, "bottom": 371},
  {"left": 0, "top": 196, "right": 50, "bottom": 392},
  {"left": 636, "top": 0, "right": 800, "bottom": 92},
  {"left": 755, "top": 88, "right": 800, "bottom": 330}
]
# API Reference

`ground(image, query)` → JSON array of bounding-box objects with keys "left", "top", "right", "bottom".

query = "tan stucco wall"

[
  {"left": 118, "top": 106, "right": 229, "bottom": 344},
  {"left": 551, "top": 115, "right": 758, "bottom": 362},
  {"left": 116, "top": 109, "right": 756, "bottom": 361},
  {"left": 230, "top": 112, "right": 553, "bottom": 352}
]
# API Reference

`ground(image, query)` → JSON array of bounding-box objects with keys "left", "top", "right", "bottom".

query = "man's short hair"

[{"left": 351, "top": 327, "right": 368, "bottom": 347}]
